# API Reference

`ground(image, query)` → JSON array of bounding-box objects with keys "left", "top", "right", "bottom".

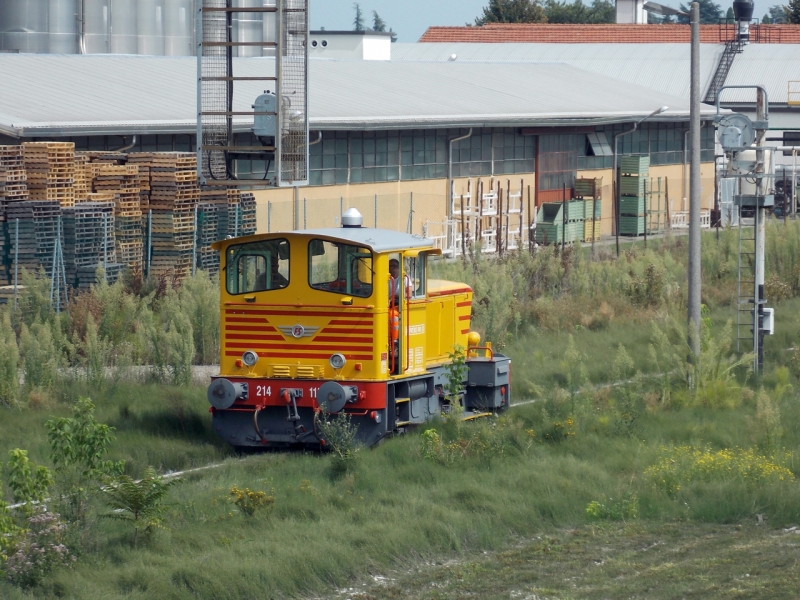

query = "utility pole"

[{"left": 688, "top": 1, "right": 702, "bottom": 359}]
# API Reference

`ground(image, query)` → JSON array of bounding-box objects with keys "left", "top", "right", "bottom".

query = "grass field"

[{"left": 2, "top": 227, "right": 800, "bottom": 598}]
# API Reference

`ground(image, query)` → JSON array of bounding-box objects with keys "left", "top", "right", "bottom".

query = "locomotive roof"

[{"left": 215, "top": 227, "right": 435, "bottom": 254}]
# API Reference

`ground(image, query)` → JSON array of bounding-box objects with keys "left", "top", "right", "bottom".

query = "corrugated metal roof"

[
  {"left": 722, "top": 44, "right": 800, "bottom": 105},
  {"left": 392, "top": 43, "right": 723, "bottom": 101},
  {"left": 0, "top": 54, "right": 715, "bottom": 138}
]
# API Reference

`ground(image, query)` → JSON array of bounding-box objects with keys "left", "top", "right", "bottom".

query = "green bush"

[
  {"left": 0, "top": 312, "right": 19, "bottom": 406},
  {"left": 19, "top": 322, "right": 61, "bottom": 393}
]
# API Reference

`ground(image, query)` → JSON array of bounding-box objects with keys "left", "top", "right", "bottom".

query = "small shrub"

[
  {"left": 540, "top": 417, "right": 576, "bottom": 443},
  {"left": 610, "top": 345, "right": 642, "bottom": 437},
  {"left": 20, "top": 322, "right": 60, "bottom": 392},
  {"left": 644, "top": 445, "right": 795, "bottom": 496},
  {"left": 230, "top": 486, "right": 275, "bottom": 518},
  {"left": 6, "top": 449, "right": 53, "bottom": 517},
  {"left": 586, "top": 492, "right": 639, "bottom": 521},
  {"left": 5, "top": 511, "right": 74, "bottom": 588},
  {"left": 315, "top": 411, "right": 360, "bottom": 476},
  {"left": 45, "top": 397, "right": 125, "bottom": 522},
  {"left": 628, "top": 262, "right": 666, "bottom": 307},
  {"left": 101, "top": 468, "right": 180, "bottom": 547},
  {"left": 0, "top": 312, "right": 19, "bottom": 406},
  {"left": 754, "top": 390, "right": 782, "bottom": 453}
]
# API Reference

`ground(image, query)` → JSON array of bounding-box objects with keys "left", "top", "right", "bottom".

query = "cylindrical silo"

[
  {"left": 48, "top": 0, "right": 79, "bottom": 54},
  {"left": 0, "top": 0, "right": 50, "bottom": 53},
  {"left": 262, "top": 0, "right": 277, "bottom": 58},
  {"left": 234, "top": 0, "right": 263, "bottom": 57},
  {"left": 84, "top": 0, "right": 109, "bottom": 54},
  {"left": 137, "top": 0, "right": 164, "bottom": 55},
  {"left": 164, "top": 0, "right": 194, "bottom": 56},
  {"left": 109, "top": 0, "right": 137, "bottom": 54}
]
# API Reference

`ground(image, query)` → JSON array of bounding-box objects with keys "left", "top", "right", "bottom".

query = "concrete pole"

[
  {"left": 688, "top": 1, "right": 702, "bottom": 359},
  {"left": 755, "top": 87, "right": 768, "bottom": 372}
]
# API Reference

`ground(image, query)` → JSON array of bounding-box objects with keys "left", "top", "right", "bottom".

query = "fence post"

[
  {"left": 268, "top": 201, "right": 272, "bottom": 233},
  {"left": 103, "top": 212, "right": 108, "bottom": 282},
  {"left": 303, "top": 198, "right": 307, "bottom": 229},
  {"left": 374, "top": 194, "right": 378, "bottom": 228}
]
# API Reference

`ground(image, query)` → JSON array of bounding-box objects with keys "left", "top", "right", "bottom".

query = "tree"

[
  {"left": 372, "top": 10, "right": 387, "bottom": 32},
  {"left": 726, "top": 6, "right": 734, "bottom": 20},
  {"left": 787, "top": 0, "right": 800, "bottom": 23},
  {"left": 545, "top": 0, "right": 614, "bottom": 23},
  {"left": 475, "top": 0, "right": 547, "bottom": 25},
  {"left": 769, "top": 4, "right": 788, "bottom": 22},
  {"left": 101, "top": 468, "right": 179, "bottom": 548},
  {"left": 763, "top": 13, "right": 773, "bottom": 22},
  {"left": 678, "top": 0, "right": 722, "bottom": 23},
  {"left": 353, "top": 3, "right": 365, "bottom": 31}
]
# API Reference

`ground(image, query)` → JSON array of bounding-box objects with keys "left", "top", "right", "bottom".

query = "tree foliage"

[
  {"left": 353, "top": 2, "right": 365, "bottom": 31},
  {"left": 372, "top": 10, "right": 387, "bottom": 32},
  {"left": 6, "top": 449, "right": 53, "bottom": 517},
  {"left": 769, "top": 4, "right": 788, "bottom": 23},
  {"left": 544, "top": 0, "right": 614, "bottom": 24},
  {"left": 475, "top": 0, "right": 547, "bottom": 25},
  {"left": 678, "top": 0, "right": 722, "bottom": 23},
  {"left": 785, "top": 0, "right": 800, "bottom": 23}
]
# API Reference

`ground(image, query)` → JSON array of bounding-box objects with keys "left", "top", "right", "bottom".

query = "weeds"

[
  {"left": 230, "top": 486, "right": 275, "bottom": 518},
  {"left": 586, "top": 492, "right": 639, "bottom": 521},
  {"left": 315, "top": 411, "right": 361, "bottom": 476},
  {"left": 4, "top": 512, "right": 73, "bottom": 588},
  {"left": 644, "top": 446, "right": 795, "bottom": 496}
]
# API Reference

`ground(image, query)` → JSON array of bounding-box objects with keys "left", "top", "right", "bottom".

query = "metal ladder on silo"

[{"left": 736, "top": 207, "right": 757, "bottom": 354}]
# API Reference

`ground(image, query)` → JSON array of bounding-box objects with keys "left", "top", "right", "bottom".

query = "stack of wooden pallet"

[
  {"left": 149, "top": 153, "right": 199, "bottom": 279},
  {"left": 22, "top": 142, "right": 75, "bottom": 207},
  {"left": 127, "top": 153, "right": 152, "bottom": 213},
  {"left": 225, "top": 189, "right": 258, "bottom": 238},
  {"left": 197, "top": 189, "right": 229, "bottom": 276},
  {"left": 73, "top": 154, "right": 90, "bottom": 201},
  {"left": 7, "top": 201, "right": 61, "bottom": 279},
  {"left": 0, "top": 146, "right": 29, "bottom": 283},
  {"left": 62, "top": 202, "right": 118, "bottom": 289}
]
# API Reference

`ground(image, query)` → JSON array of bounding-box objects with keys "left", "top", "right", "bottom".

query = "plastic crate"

[
  {"left": 583, "top": 219, "right": 601, "bottom": 242},
  {"left": 583, "top": 200, "right": 603, "bottom": 220},
  {"left": 619, "top": 155, "right": 650, "bottom": 175},
  {"left": 574, "top": 177, "right": 601, "bottom": 198},
  {"left": 565, "top": 199, "right": 585, "bottom": 221},
  {"left": 620, "top": 196, "right": 646, "bottom": 215},
  {"left": 619, "top": 215, "right": 646, "bottom": 236},
  {"left": 534, "top": 223, "right": 563, "bottom": 244},
  {"left": 619, "top": 176, "right": 646, "bottom": 196}
]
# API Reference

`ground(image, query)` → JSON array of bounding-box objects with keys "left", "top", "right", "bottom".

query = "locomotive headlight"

[
  {"left": 329, "top": 353, "right": 346, "bottom": 369},
  {"left": 242, "top": 350, "right": 259, "bottom": 367}
]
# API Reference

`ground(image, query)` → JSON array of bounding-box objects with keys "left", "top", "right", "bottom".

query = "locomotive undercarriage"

[{"left": 209, "top": 354, "right": 511, "bottom": 449}]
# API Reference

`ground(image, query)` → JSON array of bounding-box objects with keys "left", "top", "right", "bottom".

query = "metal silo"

[
  {"left": 0, "top": 0, "right": 50, "bottom": 53},
  {"left": 84, "top": 0, "right": 109, "bottom": 53},
  {"left": 137, "top": 0, "right": 164, "bottom": 55},
  {"left": 234, "top": 0, "right": 263, "bottom": 57},
  {"left": 48, "top": 0, "right": 79, "bottom": 54},
  {"left": 164, "top": 0, "right": 194, "bottom": 56},
  {"left": 109, "top": 0, "right": 137, "bottom": 54}
]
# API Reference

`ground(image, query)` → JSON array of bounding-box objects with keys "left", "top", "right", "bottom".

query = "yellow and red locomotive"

[{"left": 207, "top": 208, "right": 510, "bottom": 447}]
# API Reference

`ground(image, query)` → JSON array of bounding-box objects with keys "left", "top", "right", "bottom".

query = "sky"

[{"left": 309, "top": 0, "right": 774, "bottom": 43}]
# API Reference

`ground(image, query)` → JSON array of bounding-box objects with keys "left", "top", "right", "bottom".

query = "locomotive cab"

[{"left": 207, "top": 209, "right": 510, "bottom": 448}]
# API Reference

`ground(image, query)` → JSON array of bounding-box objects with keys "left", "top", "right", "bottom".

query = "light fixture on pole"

[{"left": 613, "top": 105, "right": 669, "bottom": 257}]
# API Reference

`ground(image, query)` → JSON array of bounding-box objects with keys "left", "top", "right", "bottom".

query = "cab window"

[
  {"left": 226, "top": 239, "right": 289, "bottom": 294},
  {"left": 407, "top": 254, "right": 427, "bottom": 299},
  {"left": 309, "top": 239, "right": 373, "bottom": 298}
]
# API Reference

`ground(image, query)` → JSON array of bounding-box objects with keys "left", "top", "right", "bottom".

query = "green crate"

[
  {"left": 565, "top": 199, "right": 585, "bottom": 221},
  {"left": 620, "top": 176, "right": 646, "bottom": 196},
  {"left": 534, "top": 223, "right": 563, "bottom": 244},
  {"left": 574, "top": 178, "right": 601, "bottom": 198},
  {"left": 536, "top": 202, "right": 563, "bottom": 225},
  {"left": 620, "top": 196, "right": 646, "bottom": 215},
  {"left": 619, "top": 155, "right": 650, "bottom": 175},
  {"left": 619, "top": 215, "right": 646, "bottom": 236},
  {"left": 583, "top": 200, "right": 603, "bottom": 220}
]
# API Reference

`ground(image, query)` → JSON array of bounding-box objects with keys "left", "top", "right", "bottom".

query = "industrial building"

[{"left": 0, "top": 50, "right": 718, "bottom": 241}]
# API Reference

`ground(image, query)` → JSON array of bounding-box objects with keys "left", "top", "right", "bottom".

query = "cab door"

[{"left": 403, "top": 252, "right": 430, "bottom": 375}]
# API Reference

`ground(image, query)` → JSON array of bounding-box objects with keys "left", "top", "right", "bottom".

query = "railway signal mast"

[{"left": 716, "top": 83, "right": 775, "bottom": 372}]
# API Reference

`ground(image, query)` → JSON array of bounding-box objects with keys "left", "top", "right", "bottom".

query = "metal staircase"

[
  {"left": 736, "top": 209, "right": 756, "bottom": 354},
  {"left": 704, "top": 40, "right": 743, "bottom": 104}
]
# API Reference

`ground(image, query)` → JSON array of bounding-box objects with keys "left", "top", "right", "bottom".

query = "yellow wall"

[{"left": 249, "top": 164, "right": 714, "bottom": 236}]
